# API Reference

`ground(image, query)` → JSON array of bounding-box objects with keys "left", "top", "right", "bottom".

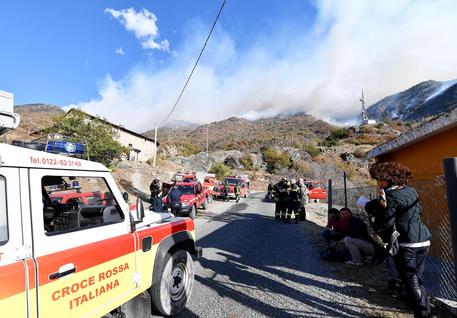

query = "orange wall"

[{"left": 379, "top": 125, "right": 457, "bottom": 179}]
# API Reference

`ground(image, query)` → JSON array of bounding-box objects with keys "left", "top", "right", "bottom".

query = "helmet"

[{"left": 291, "top": 178, "right": 296, "bottom": 184}]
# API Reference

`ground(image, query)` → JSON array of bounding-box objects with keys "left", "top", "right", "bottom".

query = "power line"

[{"left": 158, "top": 0, "right": 227, "bottom": 126}]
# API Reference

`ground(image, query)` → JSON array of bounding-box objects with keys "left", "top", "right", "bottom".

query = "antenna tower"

[{"left": 360, "top": 89, "right": 368, "bottom": 124}]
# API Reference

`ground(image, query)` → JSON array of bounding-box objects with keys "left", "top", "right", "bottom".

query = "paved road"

[{"left": 172, "top": 192, "right": 391, "bottom": 318}]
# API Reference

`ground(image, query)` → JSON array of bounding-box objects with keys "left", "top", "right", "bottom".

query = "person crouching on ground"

[
  {"left": 369, "top": 162, "right": 432, "bottom": 318},
  {"left": 321, "top": 208, "right": 348, "bottom": 247},
  {"left": 340, "top": 207, "right": 376, "bottom": 266}
]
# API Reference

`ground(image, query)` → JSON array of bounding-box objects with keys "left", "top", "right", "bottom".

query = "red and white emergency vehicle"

[
  {"left": 0, "top": 105, "right": 200, "bottom": 317},
  {"left": 304, "top": 180, "right": 327, "bottom": 201},
  {"left": 216, "top": 176, "right": 250, "bottom": 200},
  {"left": 163, "top": 181, "right": 211, "bottom": 218}
]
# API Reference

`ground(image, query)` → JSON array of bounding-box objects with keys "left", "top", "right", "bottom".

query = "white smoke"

[{"left": 73, "top": 0, "right": 457, "bottom": 131}]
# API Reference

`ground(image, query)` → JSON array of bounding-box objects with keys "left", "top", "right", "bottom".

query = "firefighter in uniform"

[
  {"left": 223, "top": 181, "right": 230, "bottom": 201},
  {"left": 267, "top": 182, "right": 274, "bottom": 201},
  {"left": 149, "top": 178, "right": 163, "bottom": 212},
  {"left": 286, "top": 179, "right": 302, "bottom": 223},
  {"left": 297, "top": 178, "right": 307, "bottom": 220},
  {"left": 273, "top": 181, "right": 280, "bottom": 220},
  {"left": 234, "top": 183, "right": 241, "bottom": 203},
  {"left": 277, "top": 178, "right": 289, "bottom": 221}
]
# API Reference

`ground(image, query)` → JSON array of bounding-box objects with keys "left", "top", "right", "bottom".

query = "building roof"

[
  {"left": 366, "top": 107, "right": 457, "bottom": 159},
  {"left": 30, "top": 108, "right": 159, "bottom": 146},
  {"left": 66, "top": 109, "right": 159, "bottom": 145}
]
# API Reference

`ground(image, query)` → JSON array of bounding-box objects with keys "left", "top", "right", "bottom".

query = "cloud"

[
  {"left": 75, "top": 0, "right": 457, "bottom": 131},
  {"left": 105, "top": 7, "right": 169, "bottom": 52},
  {"left": 115, "top": 47, "right": 125, "bottom": 55}
]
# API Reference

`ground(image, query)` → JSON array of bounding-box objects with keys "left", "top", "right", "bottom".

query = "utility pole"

[
  {"left": 206, "top": 125, "right": 209, "bottom": 155},
  {"left": 153, "top": 123, "right": 158, "bottom": 167}
]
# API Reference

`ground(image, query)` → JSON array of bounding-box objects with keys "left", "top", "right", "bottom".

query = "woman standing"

[{"left": 369, "top": 162, "right": 432, "bottom": 318}]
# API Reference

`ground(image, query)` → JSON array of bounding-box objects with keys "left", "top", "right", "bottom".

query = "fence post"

[
  {"left": 327, "top": 179, "right": 332, "bottom": 211},
  {"left": 443, "top": 157, "right": 457, "bottom": 284},
  {"left": 343, "top": 171, "right": 348, "bottom": 208}
]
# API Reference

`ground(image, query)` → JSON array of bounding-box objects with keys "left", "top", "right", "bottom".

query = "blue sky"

[
  {"left": 0, "top": 0, "right": 315, "bottom": 106},
  {"left": 1, "top": 1, "right": 457, "bottom": 130}
]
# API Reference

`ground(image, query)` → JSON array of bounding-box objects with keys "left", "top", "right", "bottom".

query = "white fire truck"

[{"left": 0, "top": 95, "right": 200, "bottom": 317}]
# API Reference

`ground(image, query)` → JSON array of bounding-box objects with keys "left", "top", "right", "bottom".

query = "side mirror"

[{"left": 135, "top": 197, "right": 144, "bottom": 221}]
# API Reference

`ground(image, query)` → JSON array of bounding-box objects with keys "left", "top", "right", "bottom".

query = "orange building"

[
  {"left": 367, "top": 108, "right": 457, "bottom": 179},
  {"left": 366, "top": 108, "right": 457, "bottom": 260}
]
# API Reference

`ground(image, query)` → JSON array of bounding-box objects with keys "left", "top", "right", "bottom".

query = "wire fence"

[{"left": 329, "top": 175, "right": 457, "bottom": 302}]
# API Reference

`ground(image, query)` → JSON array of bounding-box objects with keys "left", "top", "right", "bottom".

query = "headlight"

[{"left": 182, "top": 201, "right": 189, "bottom": 207}]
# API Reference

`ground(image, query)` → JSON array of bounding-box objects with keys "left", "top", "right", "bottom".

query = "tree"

[
  {"left": 208, "top": 162, "right": 231, "bottom": 180},
  {"left": 48, "top": 110, "right": 128, "bottom": 166},
  {"left": 261, "top": 147, "right": 293, "bottom": 173}
]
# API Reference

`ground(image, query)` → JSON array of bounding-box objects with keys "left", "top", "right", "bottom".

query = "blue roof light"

[{"left": 45, "top": 141, "right": 85, "bottom": 155}]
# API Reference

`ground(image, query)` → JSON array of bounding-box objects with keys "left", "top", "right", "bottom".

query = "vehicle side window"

[
  {"left": 42, "top": 176, "right": 124, "bottom": 235},
  {"left": 0, "top": 176, "right": 7, "bottom": 245}
]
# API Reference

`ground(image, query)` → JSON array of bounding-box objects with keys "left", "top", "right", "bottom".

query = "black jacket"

[
  {"left": 384, "top": 186, "right": 431, "bottom": 244},
  {"left": 168, "top": 188, "right": 182, "bottom": 204},
  {"left": 347, "top": 216, "right": 371, "bottom": 242}
]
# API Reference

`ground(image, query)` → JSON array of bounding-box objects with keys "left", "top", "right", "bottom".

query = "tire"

[
  {"left": 189, "top": 205, "right": 197, "bottom": 219},
  {"left": 202, "top": 198, "right": 208, "bottom": 210},
  {"left": 151, "top": 249, "right": 194, "bottom": 316}
]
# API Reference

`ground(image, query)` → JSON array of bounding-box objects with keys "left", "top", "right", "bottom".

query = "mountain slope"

[
  {"left": 5, "top": 104, "right": 65, "bottom": 142},
  {"left": 145, "top": 113, "right": 335, "bottom": 153},
  {"left": 366, "top": 79, "right": 457, "bottom": 121}
]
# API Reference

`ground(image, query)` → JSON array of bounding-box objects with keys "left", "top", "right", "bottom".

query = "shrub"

[
  {"left": 239, "top": 155, "right": 254, "bottom": 170},
  {"left": 261, "top": 147, "right": 293, "bottom": 173},
  {"left": 293, "top": 160, "right": 312, "bottom": 176},
  {"left": 208, "top": 162, "right": 231, "bottom": 180},
  {"left": 330, "top": 128, "right": 349, "bottom": 140},
  {"left": 180, "top": 141, "right": 200, "bottom": 157},
  {"left": 352, "top": 148, "right": 367, "bottom": 159},
  {"left": 304, "top": 144, "right": 320, "bottom": 157},
  {"left": 320, "top": 136, "right": 339, "bottom": 147}
]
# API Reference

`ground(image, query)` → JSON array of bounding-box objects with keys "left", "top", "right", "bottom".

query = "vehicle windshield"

[
  {"left": 224, "top": 178, "right": 240, "bottom": 185},
  {"left": 177, "top": 185, "right": 194, "bottom": 195}
]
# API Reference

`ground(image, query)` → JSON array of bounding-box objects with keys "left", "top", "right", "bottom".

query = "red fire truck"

[
  {"left": 216, "top": 176, "right": 250, "bottom": 200},
  {"left": 163, "top": 181, "right": 212, "bottom": 218},
  {"left": 304, "top": 180, "right": 327, "bottom": 201}
]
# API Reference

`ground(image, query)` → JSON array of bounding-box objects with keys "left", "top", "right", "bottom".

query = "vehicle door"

[
  {"left": 29, "top": 169, "right": 138, "bottom": 318},
  {"left": 0, "top": 168, "right": 30, "bottom": 317}
]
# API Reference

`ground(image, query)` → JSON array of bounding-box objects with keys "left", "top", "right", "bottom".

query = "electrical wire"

[{"left": 158, "top": 0, "right": 227, "bottom": 126}]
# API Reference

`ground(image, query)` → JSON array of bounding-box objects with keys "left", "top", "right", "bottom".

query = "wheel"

[
  {"left": 189, "top": 205, "right": 197, "bottom": 219},
  {"left": 151, "top": 249, "right": 194, "bottom": 316},
  {"left": 202, "top": 198, "right": 208, "bottom": 210}
]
